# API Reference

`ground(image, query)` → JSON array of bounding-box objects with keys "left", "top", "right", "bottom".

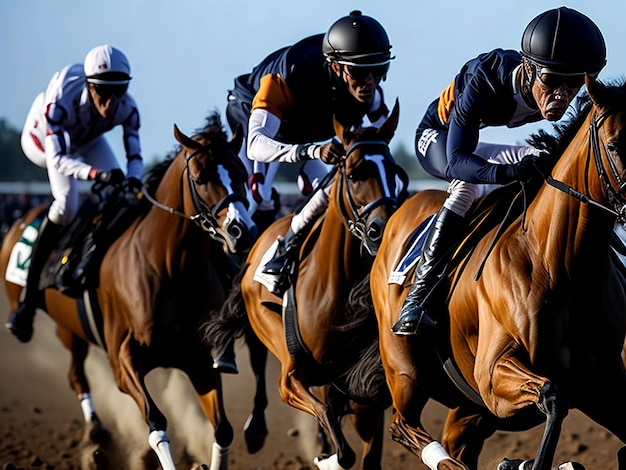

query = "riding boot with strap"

[
  {"left": 5, "top": 216, "right": 61, "bottom": 343},
  {"left": 391, "top": 207, "right": 465, "bottom": 336},
  {"left": 262, "top": 226, "right": 305, "bottom": 276}
]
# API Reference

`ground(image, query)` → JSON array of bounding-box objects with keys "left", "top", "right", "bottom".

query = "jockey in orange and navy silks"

[
  {"left": 416, "top": 48, "right": 544, "bottom": 185},
  {"left": 226, "top": 30, "right": 390, "bottom": 216},
  {"left": 393, "top": 7, "right": 607, "bottom": 336},
  {"left": 226, "top": 10, "right": 394, "bottom": 283}
]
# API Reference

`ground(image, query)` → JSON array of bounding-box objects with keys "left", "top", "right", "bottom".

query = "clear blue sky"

[{"left": 2, "top": 1, "right": 625, "bottom": 172}]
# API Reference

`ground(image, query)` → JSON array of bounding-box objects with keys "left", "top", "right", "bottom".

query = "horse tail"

[
  {"left": 202, "top": 264, "right": 250, "bottom": 351},
  {"left": 336, "top": 273, "right": 391, "bottom": 409}
]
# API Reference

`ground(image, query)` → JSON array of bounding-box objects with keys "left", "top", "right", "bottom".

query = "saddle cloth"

[{"left": 388, "top": 214, "right": 436, "bottom": 285}]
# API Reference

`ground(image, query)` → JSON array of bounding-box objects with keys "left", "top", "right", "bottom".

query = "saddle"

[{"left": 42, "top": 182, "right": 149, "bottom": 297}]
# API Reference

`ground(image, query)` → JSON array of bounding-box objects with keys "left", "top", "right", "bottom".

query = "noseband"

[{"left": 545, "top": 108, "right": 626, "bottom": 222}]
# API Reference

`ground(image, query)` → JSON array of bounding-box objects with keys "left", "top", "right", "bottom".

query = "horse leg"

[
  {"left": 186, "top": 360, "right": 233, "bottom": 470},
  {"left": 441, "top": 405, "right": 496, "bottom": 469},
  {"left": 389, "top": 410, "right": 469, "bottom": 470},
  {"left": 377, "top": 331, "right": 467, "bottom": 469},
  {"left": 279, "top": 367, "right": 355, "bottom": 470},
  {"left": 476, "top": 345, "right": 567, "bottom": 470},
  {"left": 56, "top": 326, "right": 108, "bottom": 443},
  {"left": 349, "top": 402, "right": 385, "bottom": 470},
  {"left": 114, "top": 335, "right": 175, "bottom": 470},
  {"left": 242, "top": 329, "right": 269, "bottom": 453}
]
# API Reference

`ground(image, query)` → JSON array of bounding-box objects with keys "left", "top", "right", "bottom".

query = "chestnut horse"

[
  {"left": 204, "top": 101, "right": 408, "bottom": 469},
  {"left": 371, "top": 77, "right": 626, "bottom": 470},
  {"left": 0, "top": 114, "right": 264, "bottom": 469}
]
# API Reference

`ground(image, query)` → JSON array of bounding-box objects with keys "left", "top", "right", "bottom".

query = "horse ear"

[
  {"left": 377, "top": 98, "right": 400, "bottom": 143},
  {"left": 586, "top": 75, "right": 607, "bottom": 109},
  {"left": 173, "top": 124, "right": 201, "bottom": 149},
  {"left": 229, "top": 123, "right": 244, "bottom": 154}
]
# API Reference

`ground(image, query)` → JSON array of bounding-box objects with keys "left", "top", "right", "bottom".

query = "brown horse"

[
  {"left": 0, "top": 113, "right": 265, "bottom": 469},
  {"left": 204, "top": 101, "right": 408, "bottom": 469},
  {"left": 371, "top": 77, "right": 626, "bottom": 470}
]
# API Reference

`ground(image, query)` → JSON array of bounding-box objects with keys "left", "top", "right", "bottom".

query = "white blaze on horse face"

[{"left": 365, "top": 153, "right": 393, "bottom": 197}]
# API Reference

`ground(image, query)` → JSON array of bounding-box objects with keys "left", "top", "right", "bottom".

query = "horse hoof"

[
  {"left": 243, "top": 413, "right": 268, "bottom": 454},
  {"left": 498, "top": 458, "right": 534, "bottom": 470}
]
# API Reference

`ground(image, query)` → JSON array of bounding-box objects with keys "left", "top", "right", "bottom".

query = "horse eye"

[
  {"left": 607, "top": 141, "right": 618, "bottom": 153},
  {"left": 195, "top": 176, "right": 207, "bottom": 185}
]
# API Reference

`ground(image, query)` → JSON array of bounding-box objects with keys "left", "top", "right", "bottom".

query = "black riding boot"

[
  {"left": 391, "top": 207, "right": 465, "bottom": 336},
  {"left": 262, "top": 227, "right": 305, "bottom": 275},
  {"left": 5, "top": 216, "right": 60, "bottom": 343}
]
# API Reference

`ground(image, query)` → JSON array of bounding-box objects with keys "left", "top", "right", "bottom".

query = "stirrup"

[
  {"left": 391, "top": 306, "right": 437, "bottom": 336},
  {"left": 5, "top": 303, "right": 36, "bottom": 343}
]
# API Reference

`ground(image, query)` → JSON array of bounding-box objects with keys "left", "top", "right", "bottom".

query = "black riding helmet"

[
  {"left": 322, "top": 10, "right": 393, "bottom": 66},
  {"left": 521, "top": 7, "right": 606, "bottom": 75}
]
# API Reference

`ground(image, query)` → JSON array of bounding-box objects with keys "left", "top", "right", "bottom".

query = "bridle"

[
  {"left": 142, "top": 144, "right": 249, "bottom": 242},
  {"left": 545, "top": 108, "right": 626, "bottom": 222},
  {"left": 335, "top": 140, "right": 404, "bottom": 250}
]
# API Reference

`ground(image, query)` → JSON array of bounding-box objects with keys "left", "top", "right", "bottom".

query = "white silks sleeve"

[
  {"left": 45, "top": 131, "right": 92, "bottom": 181},
  {"left": 247, "top": 109, "right": 303, "bottom": 163}
]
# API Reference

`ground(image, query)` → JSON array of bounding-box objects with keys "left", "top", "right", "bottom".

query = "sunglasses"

[
  {"left": 533, "top": 64, "right": 585, "bottom": 90},
  {"left": 93, "top": 83, "right": 129, "bottom": 99},
  {"left": 345, "top": 63, "right": 389, "bottom": 81}
]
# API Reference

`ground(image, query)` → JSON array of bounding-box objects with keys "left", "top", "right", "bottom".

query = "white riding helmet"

[{"left": 84, "top": 45, "right": 132, "bottom": 85}]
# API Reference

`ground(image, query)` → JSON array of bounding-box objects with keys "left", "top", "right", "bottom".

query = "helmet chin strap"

[{"left": 521, "top": 59, "right": 538, "bottom": 109}]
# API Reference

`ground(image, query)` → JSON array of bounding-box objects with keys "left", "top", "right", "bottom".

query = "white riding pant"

[
  {"left": 21, "top": 131, "right": 119, "bottom": 225},
  {"left": 443, "top": 143, "right": 539, "bottom": 217}
]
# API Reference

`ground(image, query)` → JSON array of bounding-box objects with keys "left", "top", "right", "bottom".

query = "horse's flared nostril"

[
  {"left": 228, "top": 222, "right": 243, "bottom": 240},
  {"left": 367, "top": 219, "right": 385, "bottom": 242}
]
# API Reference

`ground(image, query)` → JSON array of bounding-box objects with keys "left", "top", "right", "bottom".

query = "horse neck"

[
  {"left": 144, "top": 157, "right": 211, "bottom": 261},
  {"left": 529, "top": 111, "right": 615, "bottom": 276},
  {"left": 315, "top": 182, "right": 364, "bottom": 278}
]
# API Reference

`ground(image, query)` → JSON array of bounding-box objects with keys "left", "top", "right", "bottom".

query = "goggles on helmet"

[
  {"left": 92, "top": 83, "right": 129, "bottom": 99},
  {"left": 343, "top": 63, "right": 390, "bottom": 81},
  {"left": 532, "top": 62, "right": 586, "bottom": 90}
]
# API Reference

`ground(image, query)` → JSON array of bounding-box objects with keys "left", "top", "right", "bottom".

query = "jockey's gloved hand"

[
  {"left": 504, "top": 155, "right": 544, "bottom": 184},
  {"left": 126, "top": 177, "right": 143, "bottom": 192},
  {"left": 317, "top": 141, "right": 345, "bottom": 164},
  {"left": 248, "top": 172, "right": 265, "bottom": 204},
  {"left": 94, "top": 168, "right": 125, "bottom": 185}
]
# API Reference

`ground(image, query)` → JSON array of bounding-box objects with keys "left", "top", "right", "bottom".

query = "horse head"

[
  {"left": 332, "top": 99, "right": 408, "bottom": 255},
  {"left": 173, "top": 121, "right": 257, "bottom": 254}
]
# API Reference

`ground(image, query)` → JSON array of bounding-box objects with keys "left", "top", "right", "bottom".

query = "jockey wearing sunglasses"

[
  {"left": 392, "top": 7, "right": 607, "bottom": 336},
  {"left": 6, "top": 45, "right": 144, "bottom": 343},
  {"left": 226, "top": 10, "right": 394, "bottom": 291}
]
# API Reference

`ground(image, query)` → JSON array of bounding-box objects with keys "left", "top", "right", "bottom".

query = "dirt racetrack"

[{"left": 0, "top": 288, "right": 623, "bottom": 470}]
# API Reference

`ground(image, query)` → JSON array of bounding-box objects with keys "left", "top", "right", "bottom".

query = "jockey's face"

[
  {"left": 88, "top": 82, "right": 126, "bottom": 119},
  {"left": 524, "top": 59, "right": 583, "bottom": 121},
  {"left": 331, "top": 62, "right": 384, "bottom": 106}
]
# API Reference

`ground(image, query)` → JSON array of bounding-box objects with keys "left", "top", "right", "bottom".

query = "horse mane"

[{"left": 144, "top": 111, "right": 229, "bottom": 195}]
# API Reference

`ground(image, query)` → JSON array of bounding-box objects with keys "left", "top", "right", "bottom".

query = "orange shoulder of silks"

[
  {"left": 437, "top": 78, "right": 456, "bottom": 124},
  {"left": 251, "top": 74, "right": 295, "bottom": 119}
]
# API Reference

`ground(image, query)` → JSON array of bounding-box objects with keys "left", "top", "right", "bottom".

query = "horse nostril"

[
  {"left": 367, "top": 220, "right": 384, "bottom": 242},
  {"left": 228, "top": 222, "right": 243, "bottom": 240}
]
